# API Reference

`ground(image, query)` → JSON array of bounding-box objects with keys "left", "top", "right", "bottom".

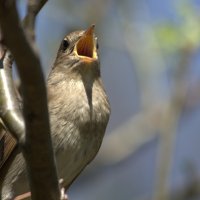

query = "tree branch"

[
  {"left": 153, "top": 45, "right": 192, "bottom": 200},
  {"left": 23, "top": 0, "right": 47, "bottom": 44},
  {"left": 0, "top": 51, "right": 25, "bottom": 140},
  {"left": 0, "top": 0, "right": 48, "bottom": 141},
  {"left": 0, "top": 0, "right": 60, "bottom": 200}
]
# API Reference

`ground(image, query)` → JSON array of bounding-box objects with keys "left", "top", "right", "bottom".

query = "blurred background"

[{"left": 18, "top": 0, "right": 200, "bottom": 199}]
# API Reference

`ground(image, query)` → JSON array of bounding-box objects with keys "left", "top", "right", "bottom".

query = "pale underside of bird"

[{"left": 0, "top": 25, "right": 110, "bottom": 200}]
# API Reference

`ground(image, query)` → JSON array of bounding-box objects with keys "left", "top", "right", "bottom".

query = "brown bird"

[{"left": 0, "top": 25, "right": 110, "bottom": 200}]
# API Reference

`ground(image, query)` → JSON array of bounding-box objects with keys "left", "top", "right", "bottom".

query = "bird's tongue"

[{"left": 76, "top": 26, "right": 94, "bottom": 58}]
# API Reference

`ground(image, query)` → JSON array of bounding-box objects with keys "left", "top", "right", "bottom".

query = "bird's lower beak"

[{"left": 75, "top": 25, "right": 97, "bottom": 61}]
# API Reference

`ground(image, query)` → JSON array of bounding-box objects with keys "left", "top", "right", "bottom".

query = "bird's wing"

[{"left": 0, "top": 123, "right": 17, "bottom": 170}]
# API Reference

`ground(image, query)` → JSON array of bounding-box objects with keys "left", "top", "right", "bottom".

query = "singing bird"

[{"left": 0, "top": 25, "right": 110, "bottom": 200}]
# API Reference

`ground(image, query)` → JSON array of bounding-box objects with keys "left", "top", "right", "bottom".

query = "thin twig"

[{"left": 23, "top": 0, "right": 47, "bottom": 44}]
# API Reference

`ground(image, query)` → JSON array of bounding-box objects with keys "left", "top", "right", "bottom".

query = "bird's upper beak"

[{"left": 75, "top": 25, "right": 98, "bottom": 62}]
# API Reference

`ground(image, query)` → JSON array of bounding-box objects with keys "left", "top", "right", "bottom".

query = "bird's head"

[{"left": 53, "top": 25, "right": 99, "bottom": 76}]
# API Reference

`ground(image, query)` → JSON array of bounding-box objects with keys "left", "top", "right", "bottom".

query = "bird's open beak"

[{"left": 75, "top": 25, "right": 97, "bottom": 61}]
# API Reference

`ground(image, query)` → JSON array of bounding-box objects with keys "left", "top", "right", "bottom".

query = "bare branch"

[
  {"left": 0, "top": 51, "right": 25, "bottom": 140},
  {"left": 0, "top": 1, "right": 60, "bottom": 200},
  {"left": 0, "top": 0, "right": 48, "bottom": 140},
  {"left": 23, "top": 0, "right": 48, "bottom": 42},
  {"left": 154, "top": 46, "right": 192, "bottom": 200}
]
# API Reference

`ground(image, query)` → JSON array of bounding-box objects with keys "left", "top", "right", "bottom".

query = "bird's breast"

[{"left": 48, "top": 77, "right": 110, "bottom": 186}]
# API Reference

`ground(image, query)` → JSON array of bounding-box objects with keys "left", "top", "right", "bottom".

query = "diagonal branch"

[
  {"left": 153, "top": 46, "right": 192, "bottom": 200},
  {"left": 24, "top": 0, "right": 48, "bottom": 26},
  {"left": 23, "top": 0, "right": 47, "bottom": 43},
  {"left": 0, "top": 0, "right": 48, "bottom": 141},
  {"left": 0, "top": 0, "right": 60, "bottom": 200}
]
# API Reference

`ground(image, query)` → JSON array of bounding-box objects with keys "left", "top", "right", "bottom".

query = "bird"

[{"left": 0, "top": 25, "right": 110, "bottom": 200}]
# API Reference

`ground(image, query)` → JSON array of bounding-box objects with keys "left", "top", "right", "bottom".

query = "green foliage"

[
  {"left": 154, "top": 0, "right": 200, "bottom": 53},
  {"left": 155, "top": 24, "right": 181, "bottom": 52}
]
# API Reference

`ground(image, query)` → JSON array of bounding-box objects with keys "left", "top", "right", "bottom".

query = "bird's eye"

[{"left": 62, "top": 39, "right": 69, "bottom": 51}]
